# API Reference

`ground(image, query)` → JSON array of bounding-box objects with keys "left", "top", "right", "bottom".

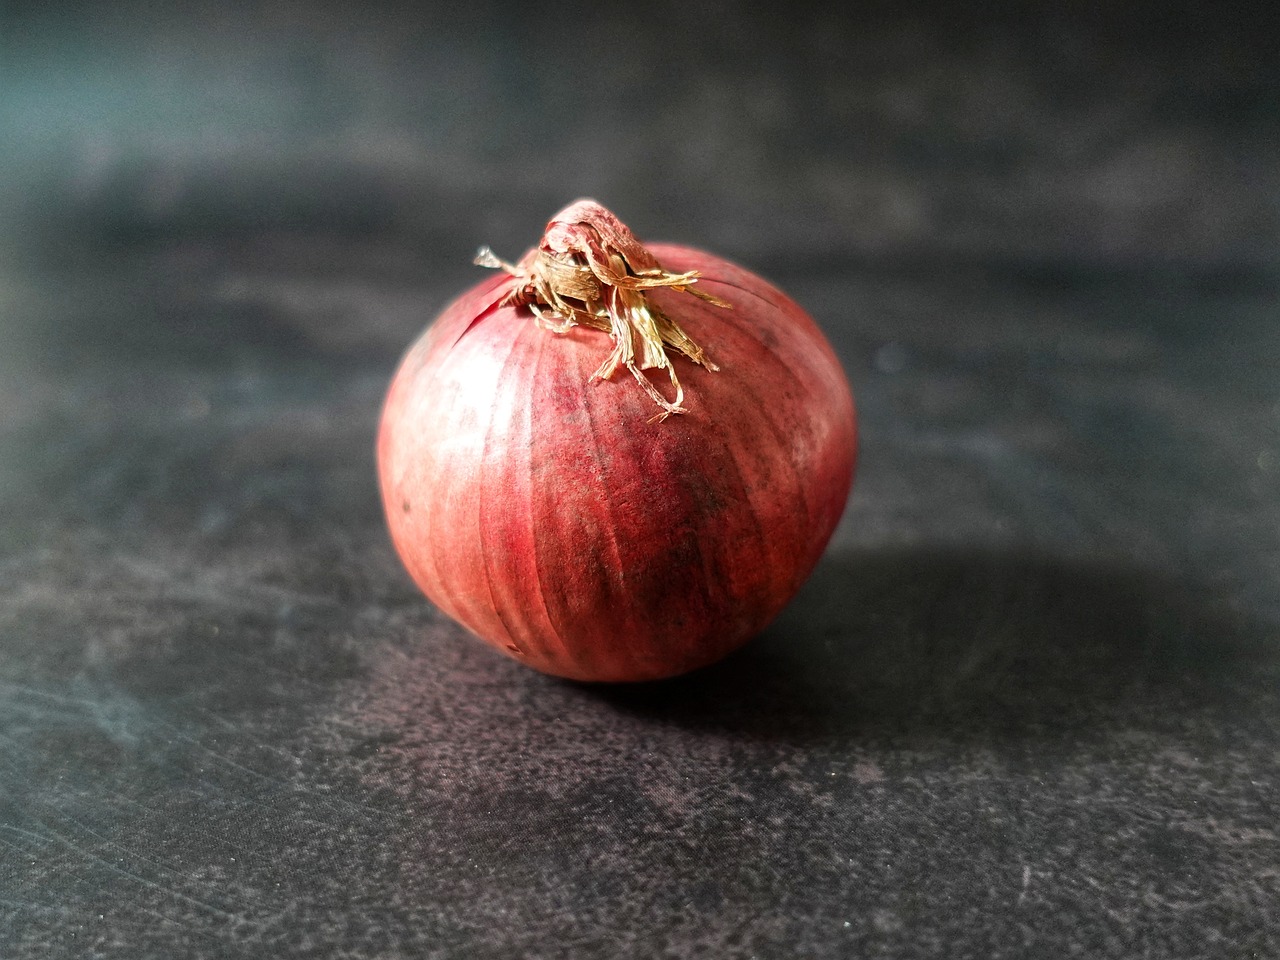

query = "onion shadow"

[{"left": 586, "top": 545, "right": 1275, "bottom": 745}]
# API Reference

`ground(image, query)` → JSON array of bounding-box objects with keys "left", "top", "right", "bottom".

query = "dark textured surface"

[{"left": 3, "top": 3, "right": 1280, "bottom": 957}]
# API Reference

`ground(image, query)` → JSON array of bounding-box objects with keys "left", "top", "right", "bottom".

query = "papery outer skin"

[{"left": 377, "top": 244, "right": 856, "bottom": 683}]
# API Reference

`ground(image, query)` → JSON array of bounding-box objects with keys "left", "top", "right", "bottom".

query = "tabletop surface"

[{"left": 3, "top": 3, "right": 1279, "bottom": 957}]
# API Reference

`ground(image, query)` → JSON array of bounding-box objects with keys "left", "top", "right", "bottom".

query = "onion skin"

[{"left": 378, "top": 240, "right": 856, "bottom": 683}]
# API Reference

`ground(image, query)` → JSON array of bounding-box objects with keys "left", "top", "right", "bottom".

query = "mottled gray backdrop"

[{"left": 2, "top": 1, "right": 1278, "bottom": 957}]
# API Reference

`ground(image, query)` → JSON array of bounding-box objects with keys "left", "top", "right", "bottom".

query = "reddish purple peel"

[{"left": 379, "top": 218, "right": 856, "bottom": 682}]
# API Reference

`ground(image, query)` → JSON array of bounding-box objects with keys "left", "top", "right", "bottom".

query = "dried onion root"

[{"left": 477, "top": 199, "right": 730, "bottom": 420}]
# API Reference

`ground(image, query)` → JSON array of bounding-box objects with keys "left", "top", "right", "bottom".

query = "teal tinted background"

[{"left": 2, "top": 3, "right": 1279, "bottom": 957}]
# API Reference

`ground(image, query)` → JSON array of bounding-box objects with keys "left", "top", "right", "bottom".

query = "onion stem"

[{"left": 475, "top": 200, "right": 728, "bottom": 420}]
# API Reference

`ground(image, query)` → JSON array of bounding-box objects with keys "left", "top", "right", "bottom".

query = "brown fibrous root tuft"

[{"left": 476, "top": 199, "right": 729, "bottom": 420}]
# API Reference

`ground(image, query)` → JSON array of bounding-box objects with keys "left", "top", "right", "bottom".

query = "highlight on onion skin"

[{"left": 377, "top": 203, "right": 856, "bottom": 683}]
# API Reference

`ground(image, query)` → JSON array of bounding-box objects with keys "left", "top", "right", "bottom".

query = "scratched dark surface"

[{"left": 3, "top": 2, "right": 1280, "bottom": 958}]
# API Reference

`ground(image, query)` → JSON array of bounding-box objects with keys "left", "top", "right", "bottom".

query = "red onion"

[{"left": 378, "top": 201, "right": 856, "bottom": 682}]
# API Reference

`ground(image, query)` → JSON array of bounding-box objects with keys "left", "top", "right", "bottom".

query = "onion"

[{"left": 378, "top": 201, "right": 856, "bottom": 682}]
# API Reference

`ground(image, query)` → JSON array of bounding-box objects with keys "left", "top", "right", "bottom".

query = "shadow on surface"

[{"left": 590, "top": 546, "right": 1274, "bottom": 743}]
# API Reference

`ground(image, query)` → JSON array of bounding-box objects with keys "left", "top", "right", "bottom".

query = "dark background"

[{"left": 2, "top": 2, "right": 1279, "bottom": 957}]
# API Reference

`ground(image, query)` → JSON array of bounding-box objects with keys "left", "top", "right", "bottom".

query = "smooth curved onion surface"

[{"left": 378, "top": 202, "right": 856, "bottom": 682}]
